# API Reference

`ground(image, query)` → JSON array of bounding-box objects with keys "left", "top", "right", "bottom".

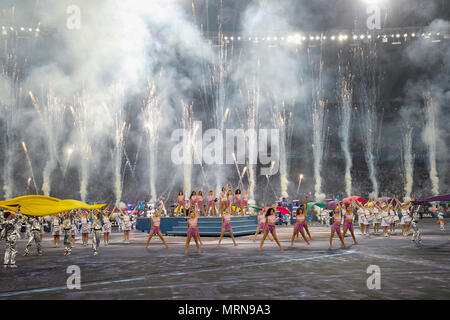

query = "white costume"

[
  {"left": 122, "top": 214, "right": 131, "bottom": 231},
  {"left": 401, "top": 209, "right": 412, "bottom": 236},
  {"left": 81, "top": 217, "right": 91, "bottom": 234},
  {"left": 102, "top": 215, "right": 112, "bottom": 234},
  {"left": 381, "top": 210, "right": 390, "bottom": 236},
  {"left": 51, "top": 215, "right": 61, "bottom": 237},
  {"left": 438, "top": 211, "right": 445, "bottom": 231},
  {"left": 358, "top": 208, "right": 367, "bottom": 225},
  {"left": 372, "top": 208, "right": 381, "bottom": 235},
  {"left": 411, "top": 211, "right": 422, "bottom": 244}
]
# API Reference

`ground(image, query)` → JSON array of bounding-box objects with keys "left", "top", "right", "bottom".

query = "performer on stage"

[
  {"left": 235, "top": 188, "right": 242, "bottom": 215},
  {"left": 259, "top": 205, "right": 284, "bottom": 251},
  {"left": 1, "top": 208, "right": 22, "bottom": 268},
  {"left": 185, "top": 204, "right": 201, "bottom": 254},
  {"left": 290, "top": 197, "right": 311, "bottom": 247},
  {"left": 253, "top": 209, "right": 273, "bottom": 242},
  {"left": 329, "top": 201, "right": 347, "bottom": 249},
  {"left": 176, "top": 191, "right": 187, "bottom": 217},
  {"left": 145, "top": 203, "right": 170, "bottom": 250},
  {"left": 119, "top": 205, "right": 136, "bottom": 243},
  {"left": 241, "top": 188, "right": 249, "bottom": 216},
  {"left": 197, "top": 189, "right": 205, "bottom": 216},
  {"left": 342, "top": 201, "right": 358, "bottom": 245},
  {"left": 189, "top": 190, "right": 197, "bottom": 212},
  {"left": 205, "top": 188, "right": 217, "bottom": 217},
  {"left": 226, "top": 189, "right": 234, "bottom": 215},
  {"left": 218, "top": 186, "right": 227, "bottom": 216},
  {"left": 217, "top": 206, "right": 238, "bottom": 247},
  {"left": 23, "top": 216, "right": 43, "bottom": 256}
]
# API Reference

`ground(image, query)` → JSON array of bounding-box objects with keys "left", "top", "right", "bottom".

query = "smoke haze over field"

[{"left": 0, "top": 0, "right": 449, "bottom": 204}]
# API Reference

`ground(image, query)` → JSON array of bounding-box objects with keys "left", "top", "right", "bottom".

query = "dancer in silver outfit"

[
  {"left": 1, "top": 208, "right": 22, "bottom": 268},
  {"left": 24, "top": 216, "right": 43, "bottom": 256},
  {"left": 62, "top": 211, "right": 75, "bottom": 255},
  {"left": 411, "top": 208, "right": 422, "bottom": 244},
  {"left": 91, "top": 210, "right": 104, "bottom": 255}
]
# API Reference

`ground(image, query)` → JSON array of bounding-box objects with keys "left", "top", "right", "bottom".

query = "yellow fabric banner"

[{"left": 0, "top": 195, "right": 106, "bottom": 216}]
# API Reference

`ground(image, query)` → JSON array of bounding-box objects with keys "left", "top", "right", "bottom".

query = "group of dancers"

[
  {"left": 145, "top": 195, "right": 436, "bottom": 254},
  {"left": 1, "top": 191, "right": 446, "bottom": 267},
  {"left": 0, "top": 205, "right": 139, "bottom": 268},
  {"left": 175, "top": 184, "right": 249, "bottom": 217}
]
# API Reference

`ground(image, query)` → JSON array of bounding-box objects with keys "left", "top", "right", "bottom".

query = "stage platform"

[{"left": 136, "top": 216, "right": 259, "bottom": 237}]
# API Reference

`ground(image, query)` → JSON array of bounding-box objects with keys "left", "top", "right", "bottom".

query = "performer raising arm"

[
  {"left": 217, "top": 206, "right": 238, "bottom": 247},
  {"left": 185, "top": 204, "right": 202, "bottom": 254},
  {"left": 259, "top": 204, "right": 284, "bottom": 252},
  {"left": 290, "top": 197, "right": 311, "bottom": 247},
  {"left": 145, "top": 202, "right": 170, "bottom": 250},
  {"left": 329, "top": 201, "right": 347, "bottom": 249}
]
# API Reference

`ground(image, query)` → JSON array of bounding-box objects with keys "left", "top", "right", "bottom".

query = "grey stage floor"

[{"left": 0, "top": 220, "right": 448, "bottom": 299}]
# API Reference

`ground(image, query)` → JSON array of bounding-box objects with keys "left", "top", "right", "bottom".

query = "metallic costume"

[
  {"left": 102, "top": 215, "right": 111, "bottom": 245},
  {"left": 1, "top": 212, "right": 22, "bottom": 268},
  {"left": 81, "top": 216, "right": 91, "bottom": 234},
  {"left": 24, "top": 217, "right": 43, "bottom": 256},
  {"left": 122, "top": 214, "right": 132, "bottom": 231},
  {"left": 400, "top": 209, "right": 412, "bottom": 236},
  {"left": 437, "top": 211, "right": 445, "bottom": 231},
  {"left": 23, "top": 218, "right": 32, "bottom": 239},
  {"left": 51, "top": 214, "right": 62, "bottom": 248},
  {"left": 91, "top": 214, "right": 104, "bottom": 255},
  {"left": 411, "top": 210, "right": 422, "bottom": 244},
  {"left": 71, "top": 216, "right": 79, "bottom": 237},
  {"left": 62, "top": 213, "right": 74, "bottom": 255}
]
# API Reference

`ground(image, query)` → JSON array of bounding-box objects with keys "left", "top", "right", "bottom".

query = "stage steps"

[
  {"left": 166, "top": 216, "right": 258, "bottom": 237},
  {"left": 136, "top": 216, "right": 259, "bottom": 237}
]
